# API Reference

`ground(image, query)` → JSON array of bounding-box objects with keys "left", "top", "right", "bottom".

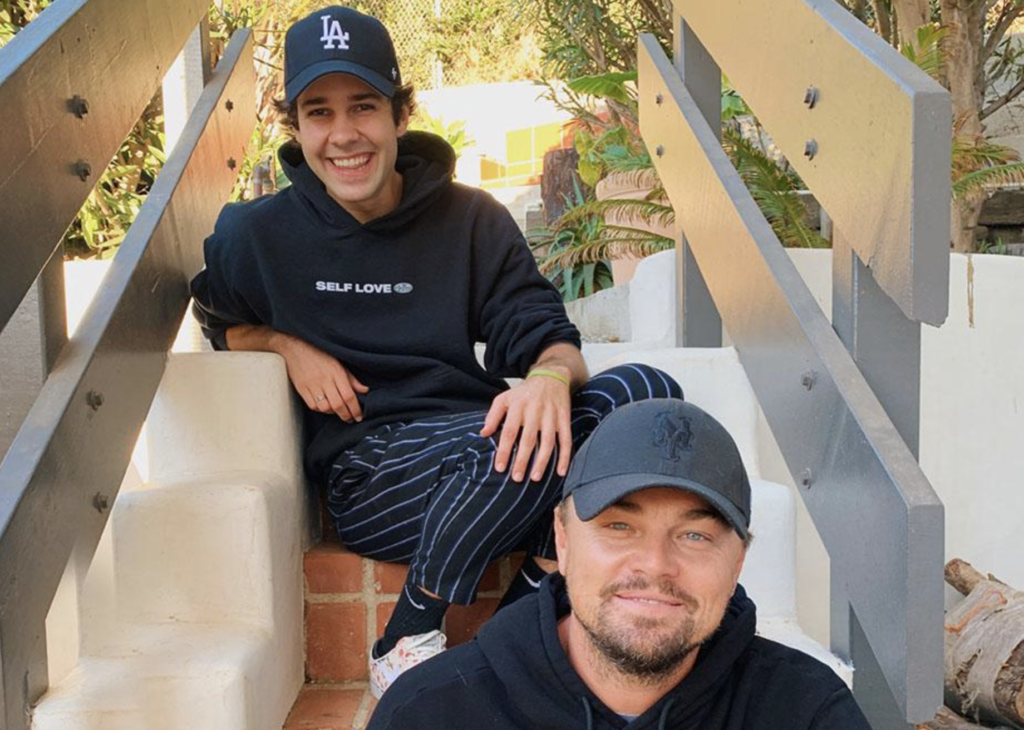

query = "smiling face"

[
  {"left": 555, "top": 487, "right": 746, "bottom": 679},
  {"left": 293, "top": 73, "right": 409, "bottom": 223}
]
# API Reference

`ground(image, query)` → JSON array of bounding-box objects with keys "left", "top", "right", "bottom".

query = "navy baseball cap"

[
  {"left": 284, "top": 6, "right": 402, "bottom": 103},
  {"left": 562, "top": 399, "right": 751, "bottom": 539}
]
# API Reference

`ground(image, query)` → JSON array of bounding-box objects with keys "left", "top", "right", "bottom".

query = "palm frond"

[
  {"left": 555, "top": 197, "right": 675, "bottom": 230},
  {"left": 566, "top": 70, "right": 639, "bottom": 106},
  {"left": 722, "top": 128, "right": 827, "bottom": 248},
  {"left": 900, "top": 24, "right": 948, "bottom": 81},
  {"left": 953, "top": 162, "right": 1024, "bottom": 199}
]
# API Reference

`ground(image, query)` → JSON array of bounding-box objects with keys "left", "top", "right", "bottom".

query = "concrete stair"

[{"left": 33, "top": 353, "right": 308, "bottom": 730}]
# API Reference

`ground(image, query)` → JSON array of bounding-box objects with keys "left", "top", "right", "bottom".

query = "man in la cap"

[
  {"left": 189, "top": 6, "right": 681, "bottom": 697},
  {"left": 368, "top": 399, "right": 872, "bottom": 729}
]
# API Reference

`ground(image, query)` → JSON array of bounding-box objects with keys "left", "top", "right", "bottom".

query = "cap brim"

[
  {"left": 571, "top": 474, "right": 749, "bottom": 540},
  {"left": 286, "top": 60, "right": 396, "bottom": 103}
]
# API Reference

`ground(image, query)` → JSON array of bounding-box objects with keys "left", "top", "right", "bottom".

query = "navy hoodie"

[
  {"left": 368, "top": 575, "right": 872, "bottom": 730},
  {"left": 190, "top": 132, "right": 580, "bottom": 481}
]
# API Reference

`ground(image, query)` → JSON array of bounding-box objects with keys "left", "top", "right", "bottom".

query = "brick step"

[
  {"left": 284, "top": 684, "right": 375, "bottom": 730},
  {"left": 302, "top": 543, "right": 523, "bottom": 683}
]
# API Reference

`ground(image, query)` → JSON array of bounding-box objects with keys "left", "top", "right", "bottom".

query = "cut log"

[
  {"left": 943, "top": 559, "right": 1024, "bottom": 728},
  {"left": 916, "top": 706, "right": 991, "bottom": 729}
]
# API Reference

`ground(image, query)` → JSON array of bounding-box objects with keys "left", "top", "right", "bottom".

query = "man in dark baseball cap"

[{"left": 369, "top": 399, "right": 870, "bottom": 730}]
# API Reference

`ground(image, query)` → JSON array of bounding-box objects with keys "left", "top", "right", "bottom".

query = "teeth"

[{"left": 331, "top": 155, "right": 370, "bottom": 169}]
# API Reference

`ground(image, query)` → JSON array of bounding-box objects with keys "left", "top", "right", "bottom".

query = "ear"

[
  {"left": 554, "top": 503, "right": 570, "bottom": 576},
  {"left": 396, "top": 103, "right": 411, "bottom": 136},
  {"left": 730, "top": 540, "right": 747, "bottom": 588}
]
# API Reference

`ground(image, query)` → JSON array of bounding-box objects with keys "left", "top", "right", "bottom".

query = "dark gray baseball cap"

[
  {"left": 562, "top": 399, "right": 751, "bottom": 539},
  {"left": 284, "top": 6, "right": 402, "bottom": 103}
]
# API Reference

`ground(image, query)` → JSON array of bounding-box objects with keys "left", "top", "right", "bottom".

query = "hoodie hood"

[
  {"left": 476, "top": 574, "right": 757, "bottom": 730},
  {"left": 277, "top": 130, "right": 456, "bottom": 234}
]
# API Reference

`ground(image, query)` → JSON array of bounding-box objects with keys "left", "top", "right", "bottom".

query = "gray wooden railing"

[
  {"left": 639, "top": 1, "right": 949, "bottom": 727},
  {"left": 0, "top": 1, "right": 255, "bottom": 727}
]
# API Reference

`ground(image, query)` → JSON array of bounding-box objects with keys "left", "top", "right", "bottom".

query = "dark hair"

[{"left": 272, "top": 82, "right": 417, "bottom": 136}]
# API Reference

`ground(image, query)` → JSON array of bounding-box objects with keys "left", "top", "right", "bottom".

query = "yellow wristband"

[{"left": 526, "top": 368, "right": 571, "bottom": 387}]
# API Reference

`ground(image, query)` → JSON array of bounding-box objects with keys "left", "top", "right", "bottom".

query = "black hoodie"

[
  {"left": 190, "top": 132, "right": 580, "bottom": 481},
  {"left": 368, "top": 575, "right": 872, "bottom": 730}
]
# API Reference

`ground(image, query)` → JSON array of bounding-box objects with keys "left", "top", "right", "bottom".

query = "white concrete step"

[{"left": 34, "top": 353, "right": 308, "bottom": 730}]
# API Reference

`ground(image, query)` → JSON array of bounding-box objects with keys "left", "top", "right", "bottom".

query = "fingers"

[
  {"left": 494, "top": 407, "right": 521, "bottom": 476},
  {"left": 556, "top": 409, "right": 573, "bottom": 477},
  {"left": 336, "top": 373, "right": 364, "bottom": 422},
  {"left": 530, "top": 410, "right": 557, "bottom": 482},
  {"left": 511, "top": 410, "right": 541, "bottom": 483},
  {"left": 348, "top": 372, "right": 371, "bottom": 394},
  {"left": 480, "top": 396, "right": 507, "bottom": 438}
]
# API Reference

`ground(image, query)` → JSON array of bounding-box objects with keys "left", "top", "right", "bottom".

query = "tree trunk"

[
  {"left": 893, "top": 0, "right": 931, "bottom": 47},
  {"left": 940, "top": 0, "right": 987, "bottom": 252},
  {"left": 541, "top": 148, "right": 588, "bottom": 225},
  {"left": 943, "top": 559, "right": 1024, "bottom": 727}
]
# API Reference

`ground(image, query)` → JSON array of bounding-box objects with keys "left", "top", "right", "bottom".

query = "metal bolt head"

[
  {"left": 73, "top": 160, "right": 92, "bottom": 181},
  {"left": 70, "top": 95, "right": 90, "bottom": 118},
  {"left": 804, "top": 139, "right": 818, "bottom": 160},
  {"left": 803, "top": 86, "right": 818, "bottom": 109},
  {"left": 225, "top": 99, "right": 235, "bottom": 112},
  {"left": 800, "top": 370, "right": 817, "bottom": 390},
  {"left": 86, "top": 390, "right": 104, "bottom": 410},
  {"left": 655, "top": 145, "right": 665, "bottom": 158},
  {"left": 93, "top": 493, "right": 110, "bottom": 513},
  {"left": 800, "top": 468, "right": 813, "bottom": 488},
  {"left": 227, "top": 157, "right": 237, "bottom": 170},
  {"left": 655, "top": 93, "right": 663, "bottom": 105}
]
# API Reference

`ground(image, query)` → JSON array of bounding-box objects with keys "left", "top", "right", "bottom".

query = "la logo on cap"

[{"left": 320, "top": 15, "right": 350, "bottom": 50}]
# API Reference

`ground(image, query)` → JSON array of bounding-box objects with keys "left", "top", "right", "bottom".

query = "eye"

[
  {"left": 305, "top": 107, "right": 329, "bottom": 118},
  {"left": 605, "top": 521, "right": 632, "bottom": 532},
  {"left": 682, "top": 531, "right": 710, "bottom": 543},
  {"left": 353, "top": 103, "right": 378, "bottom": 113}
]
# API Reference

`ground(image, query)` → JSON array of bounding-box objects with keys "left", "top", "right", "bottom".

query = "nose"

[
  {"left": 327, "top": 116, "right": 360, "bottom": 147},
  {"left": 628, "top": 533, "right": 679, "bottom": 580}
]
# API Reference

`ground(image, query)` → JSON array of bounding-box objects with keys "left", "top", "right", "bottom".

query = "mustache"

[{"left": 600, "top": 575, "right": 699, "bottom": 609}]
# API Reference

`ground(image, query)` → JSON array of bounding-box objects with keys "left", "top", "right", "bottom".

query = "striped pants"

[{"left": 326, "top": 363, "right": 682, "bottom": 605}]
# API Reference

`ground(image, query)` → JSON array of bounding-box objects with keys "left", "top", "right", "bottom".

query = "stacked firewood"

[{"left": 917, "top": 559, "right": 1024, "bottom": 730}]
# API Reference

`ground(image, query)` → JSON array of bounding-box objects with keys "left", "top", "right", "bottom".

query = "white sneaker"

[{"left": 369, "top": 630, "right": 447, "bottom": 699}]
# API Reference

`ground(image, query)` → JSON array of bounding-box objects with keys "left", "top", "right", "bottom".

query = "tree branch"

[
  {"left": 980, "top": 73, "right": 1024, "bottom": 120},
  {"left": 980, "top": 2, "right": 1024, "bottom": 67}
]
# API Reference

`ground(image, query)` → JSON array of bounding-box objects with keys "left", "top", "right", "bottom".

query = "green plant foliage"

[
  {"left": 722, "top": 128, "right": 828, "bottom": 249},
  {"left": 530, "top": 178, "right": 673, "bottom": 302},
  {"left": 566, "top": 70, "right": 637, "bottom": 106},
  {"left": 721, "top": 75, "right": 751, "bottom": 122},
  {"left": 900, "top": 23, "right": 948, "bottom": 81},
  {"left": 408, "top": 109, "right": 475, "bottom": 160},
  {"left": 528, "top": 180, "right": 618, "bottom": 302}
]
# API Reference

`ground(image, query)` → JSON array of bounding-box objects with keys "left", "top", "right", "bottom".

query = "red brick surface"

[
  {"left": 375, "top": 602, "right": 396, "bottom": 638},
  {"left": 373, "top": 561, "right": 409, "bottom": 594},
  {"left": 284, "top": 687, "right": 363, "bottom": 729},
  {"left": 446, "top": 598, "right": 500, "bottom": 647},
  {"left": 306, "top": 603, "right": 369, "bottom": 682},
  {"left": 305, "top": 544, "right": 364, "bottom": 594}
]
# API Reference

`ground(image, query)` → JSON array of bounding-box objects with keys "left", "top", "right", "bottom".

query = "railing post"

[
  {"left": 832, "top": 229, "right": 923, "bottom": 730},
  {"left": 163, "top": 18, "right": 212, "bottom": 153},
  {"left": 0, "top": 250, "right": 67, "bottom": 463},
  {"left": 673, "top": 17, "right": 722, "bottom": 347}
]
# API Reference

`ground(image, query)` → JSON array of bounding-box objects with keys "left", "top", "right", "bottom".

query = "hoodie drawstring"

[
  {"left": 580, "top": 696, "right": 594, "bottom": 730},
  {"left": 657, "top": 697, "right": 676, "bottom": 730}
]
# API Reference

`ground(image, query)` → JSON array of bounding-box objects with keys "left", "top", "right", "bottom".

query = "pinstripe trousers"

[{"left": 326, "top": 363, "right": 682, "bottom": 605}]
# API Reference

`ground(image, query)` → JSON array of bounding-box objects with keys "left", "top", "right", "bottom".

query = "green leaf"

[{"left": 566, "top": 70, "right": 638, "bottom": 105}]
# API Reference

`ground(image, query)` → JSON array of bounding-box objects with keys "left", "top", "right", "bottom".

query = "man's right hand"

[{"left": 225, "top": 325, "right": 369, "bottom": 422}]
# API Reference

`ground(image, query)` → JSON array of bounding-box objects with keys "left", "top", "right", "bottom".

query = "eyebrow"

[
  {"left": 609, "top": 498, "right": 730, "bottom": 527},
  {"left": 299, "top": 92, "right": 382, "bottom": 108}
]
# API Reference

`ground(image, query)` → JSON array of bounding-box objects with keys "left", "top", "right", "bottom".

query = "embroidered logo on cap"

[
  {"left": 320, "top": 15, "right": 351, "bottom": 50},
  {"left": 651, "top": 411, "right": 693, "bottom": 462}
]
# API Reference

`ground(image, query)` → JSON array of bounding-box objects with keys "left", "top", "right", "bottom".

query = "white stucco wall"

[{"left": 758, "top": 250, "right": 1024, "bottom": 644}]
